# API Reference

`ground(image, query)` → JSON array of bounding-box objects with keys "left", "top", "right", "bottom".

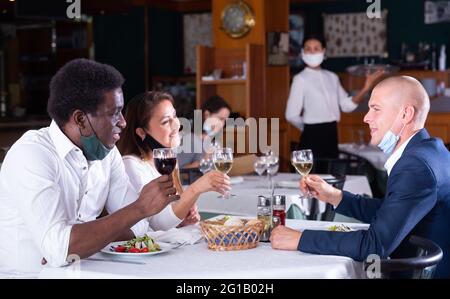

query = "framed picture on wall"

[
  {"left": 183, "top": 13, "right": 212, "bottom": 74},
  {"left": 268, "top": 32, "right": 289, "bottom": 66},
  {"left": 289, "top": 14, "right": 305, "bottom": 68}
]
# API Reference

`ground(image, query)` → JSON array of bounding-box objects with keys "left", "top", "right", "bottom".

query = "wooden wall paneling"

[
  {"left": 216, "top": 84, "right": 246, "bottom": 116},
  {"left": 196, "top": 45, "right": 214, "bottom": 108},
  {"left": 247, "top": 44, "right": 264, "bottom": 118},
  {"left": 425, "top": 113, "right": 450, "bottom": 143}
]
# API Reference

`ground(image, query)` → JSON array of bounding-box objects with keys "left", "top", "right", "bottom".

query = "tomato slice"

[
  {"left": 114, "top": 245, "right": 126, "bottom": 252},
  {"left": 140, "top": 247, "right": 149, "bottom": 253},
  {"left": 128, "top": 247, "right": 140, "bottom": 253}
]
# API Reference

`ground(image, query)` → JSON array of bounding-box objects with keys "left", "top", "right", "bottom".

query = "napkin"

[{"left": 147, "top": 224, "right": 203, "bottom": 245}]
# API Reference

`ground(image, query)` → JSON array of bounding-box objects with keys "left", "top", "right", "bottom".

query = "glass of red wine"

[{"left": 153, "top": 148, "right": 177, "bottom": 175}]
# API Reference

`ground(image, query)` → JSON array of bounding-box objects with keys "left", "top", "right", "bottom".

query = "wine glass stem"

[{"left": 304, "top": 175, "right": 312, "bottom": 198}]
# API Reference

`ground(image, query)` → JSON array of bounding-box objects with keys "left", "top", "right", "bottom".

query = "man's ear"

[
  {"left": 73, "top": 110, "right": 86, "bottom": 129},
  {"left": 404, "top": 105, "right": 416, "bottom": 124},
  {"left": 135, "top": 127, "right": 146, "bottom": 141}
]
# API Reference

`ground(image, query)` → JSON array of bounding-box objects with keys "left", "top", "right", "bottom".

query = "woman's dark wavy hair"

[
  {"left": 47, "top": 58, "right": 124, "bottom": 127},
  {"left": 117, "top": 91, "right": 174, "bottom": 160}
]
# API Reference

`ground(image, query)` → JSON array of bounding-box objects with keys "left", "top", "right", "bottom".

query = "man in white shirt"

[{"left": 0, "top": 59, "right": 177, "bottom": 277}]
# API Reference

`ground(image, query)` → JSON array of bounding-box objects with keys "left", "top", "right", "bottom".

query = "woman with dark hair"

[
  {"left": 117, "top": 91, "right": 230, "bottom": 229},
  {"left": 285, "top": 34, "right": 384, "bottom": 159},
  {"left": 177, "top": 95, "right": 231, "bottom": 169}
]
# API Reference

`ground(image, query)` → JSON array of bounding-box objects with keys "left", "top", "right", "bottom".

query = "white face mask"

[{"left": 301, "top": 51, "right": 324, "bottom": 68}]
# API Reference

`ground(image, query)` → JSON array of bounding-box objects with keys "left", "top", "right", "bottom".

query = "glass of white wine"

[
  {"left": 291, "top": 149, "right": 314, "bottom": 198},
  {"left": 212, "top": 147, "right": 233, "bottom": 198}
]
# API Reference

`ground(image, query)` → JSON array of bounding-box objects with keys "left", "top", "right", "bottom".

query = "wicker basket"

[{"left": 200, "top": 218, "right": 264, "bottom": 251}]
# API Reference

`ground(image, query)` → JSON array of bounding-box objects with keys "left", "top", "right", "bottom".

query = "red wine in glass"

[{"left": 154, "top": 157, "right": 177, "bottom": 175}]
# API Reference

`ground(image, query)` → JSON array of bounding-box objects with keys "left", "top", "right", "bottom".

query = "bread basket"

[{"left": 200, "top": 218, "right": 264, "bottom": 251}]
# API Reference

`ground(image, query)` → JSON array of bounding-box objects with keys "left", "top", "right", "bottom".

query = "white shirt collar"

[
  {"left": 384, "top": 132, "right": 418, "bottom": 175},
  {"left": 48, "top": 120, "right": 80, "bottom": 160}
]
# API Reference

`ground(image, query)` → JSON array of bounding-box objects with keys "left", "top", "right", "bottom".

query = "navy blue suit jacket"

[{"left": 299, "top": 129, "right": 450, "bottom": 278}]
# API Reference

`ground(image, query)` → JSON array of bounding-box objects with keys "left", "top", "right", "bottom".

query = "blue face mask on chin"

[
  {"left": 79, "top": 114, "right": 111, "bottom": 161},
  {"left": 377, "top": 116, "right": 406, "bottom": 155}
]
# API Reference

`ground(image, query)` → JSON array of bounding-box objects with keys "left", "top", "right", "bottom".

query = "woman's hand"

[
  {"left": 300, "top": 175, "right": 343, "bottom": 207},
  {"left": 190, "top": 170, "right": 231, "bottom": 196},
  {"left": 363, "top": 69, "right": 385, "bottom": 91},
  {"left": 178, "top": 205, "right": 201, "bottom": 227}
]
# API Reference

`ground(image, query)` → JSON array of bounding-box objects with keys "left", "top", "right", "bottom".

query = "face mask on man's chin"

[
  {"left": 376, "top": 113, "right": 406, "bottom": 155},
  {"left": 78, "top": 113, "right": 112, "bottom": 161}
]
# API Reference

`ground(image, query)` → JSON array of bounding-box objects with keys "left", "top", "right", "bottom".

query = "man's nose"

[
  {"left": 363, "top": 111, "right": 371, "bottom": 124},
  {"left": 117, "top": 112, "right": 126, "bottom": 129}
]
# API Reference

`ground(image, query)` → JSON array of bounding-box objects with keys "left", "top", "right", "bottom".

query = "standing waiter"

[{"left": 286, "top": 34, "right": 384, "bottom": 160}]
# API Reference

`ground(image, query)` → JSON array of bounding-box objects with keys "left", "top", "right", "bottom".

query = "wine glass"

[
  {"left": 199, "top": 157, "right": 213, "bottom": 174},
  {"left": 254, "top": 157, "right": 267, "bottom": 188},
  {"left": 266, "top": 155, "right": 279, "bottom": 193},
  {"left": 291, "top": 149, "right": 314, "bottom": 198},
  {"left": 153, "top": 148, "right": 177, "bottom": 175},
  {"left": 212, "top": 147, "right": 233, "bottom": 198}
]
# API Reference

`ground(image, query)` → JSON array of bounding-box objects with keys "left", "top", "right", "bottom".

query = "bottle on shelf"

[
  {"left": 439, "top": 44, "right": 447, "bottom": 71},
  {"left": 431, "top": 43, "right": 437, "bottom": 71}
]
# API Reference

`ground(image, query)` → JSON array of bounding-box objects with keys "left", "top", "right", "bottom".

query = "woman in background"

[
  {"left": 117, "top": 91, "right": 230, "bottom": 229},
  {"left": 285, "top": 34, "right": 384, "bottom": 159},
  {"left": 178, "top": 95, "right": 231, "bottom": 169}
]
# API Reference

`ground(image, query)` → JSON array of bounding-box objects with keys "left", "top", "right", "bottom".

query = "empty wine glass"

[
  {"left": 212, "top": 147, "right": 233, "bottom": 199},
  {"left": 199, "top": 157, "right": 213, "bottom": 174},
  {"left": 153, "top": 148, "right": 177, "bottom": 175},
  {"left": 291, "top": 149, "right": 314, "bottom": 198},
  {"left": 254, "top": 157, "right": 267, "bottom": 188},
  {"left": 266, "top": 154, "right": 279, "bottom": 193}
]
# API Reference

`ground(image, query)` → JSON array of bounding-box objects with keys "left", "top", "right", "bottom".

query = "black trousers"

[{"left": 299, "top": 121, "right": 338, "bottom": 159}]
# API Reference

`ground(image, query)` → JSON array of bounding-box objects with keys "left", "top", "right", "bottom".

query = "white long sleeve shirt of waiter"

[
  {"left": 285, "top": 68, "right": 358, "bottom": 131},
  {"left": 0, "top": 121, "right": 150, "bottom": 277}
]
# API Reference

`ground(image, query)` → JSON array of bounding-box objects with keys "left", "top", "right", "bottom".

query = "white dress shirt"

[
  {"left": 0, "top": 121, "right": 148, "bottom": 277},
  {"left": 384, "top": 132, "right": 418, "bottom": 176},
  {"left": 122, "top": 155, "right": 182, "bottom": 231},
  {"left": 285, "top": 67, "right": 358, "bottom": 130}
]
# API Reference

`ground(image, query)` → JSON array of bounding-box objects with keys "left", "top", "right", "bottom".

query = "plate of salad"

[{"left": 101, "top": 234, "right": 173, "bottom": 256}]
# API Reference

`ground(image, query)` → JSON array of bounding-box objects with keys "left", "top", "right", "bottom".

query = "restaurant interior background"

[{"left": 1, "top": 0, "right": 450, "bottom": 198}]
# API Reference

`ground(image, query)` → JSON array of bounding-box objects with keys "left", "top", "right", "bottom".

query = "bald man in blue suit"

[{"left": 272, "top": 76, "right": 450, "bottom": 278}]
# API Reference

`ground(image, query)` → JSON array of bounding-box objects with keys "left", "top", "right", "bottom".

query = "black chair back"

[
  {"left": 363, "top": 235, "right": 443, "bottom": 279},
  {"left": 321, "top": 175, "right": 346, "bottom": 221},
  {"left": 304, "top": 175, "right": 345, "bottom": 221}
]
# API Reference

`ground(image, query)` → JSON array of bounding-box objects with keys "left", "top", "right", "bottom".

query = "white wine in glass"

[
  {"left": 292, "top": 161, "right": 313, "bottom": 177},
  {"left": 214, "top": 161, "right": 233, "bottom": 174},
  {"left": 213, "top": 147, "right": 234, "bottom": 198},
  {"left": 291, "top": 149, "right": 314, "bottom": 198}
]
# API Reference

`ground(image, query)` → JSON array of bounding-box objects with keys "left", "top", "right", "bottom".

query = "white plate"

[{"left": 101, "top": 241, "right": 174, "bottom": 256}]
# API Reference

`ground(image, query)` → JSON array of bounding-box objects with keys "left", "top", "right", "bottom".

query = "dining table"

[
  {"left": 38, "top": 219, "right": 370, "bottom": 279},
  {"left": 196, "top": 173, "right": 372, "bottom": 217}
]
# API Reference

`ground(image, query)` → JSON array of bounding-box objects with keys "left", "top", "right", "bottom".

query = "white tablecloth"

[
  {"left": 38, "top": 219, "right": 369, "bottom": 279},
  {"left": 197, "top": 173, "right": 372, "bottom": 217},
  {"left": 339, "top": 143, "right": 388, "bottom": 171}
]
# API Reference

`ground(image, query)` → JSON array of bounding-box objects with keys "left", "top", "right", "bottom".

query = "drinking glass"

[
  {"left": 265, "top": 155, "right": 279, "bottom": 193},
  {"left": 153, "top": 148, "right": 177, "bottom": 175},
  {"left": 254, "top": 157, "right": 267, "bottom": 188},
  {"left": 199, "top": 157, "right": 213, "bottom": 174},
  {"left": 291, "top": 149, "right": 314, "bottom": 198},
  {"left": 212, "top": 147, "right": 233, "bottom": 198}
]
